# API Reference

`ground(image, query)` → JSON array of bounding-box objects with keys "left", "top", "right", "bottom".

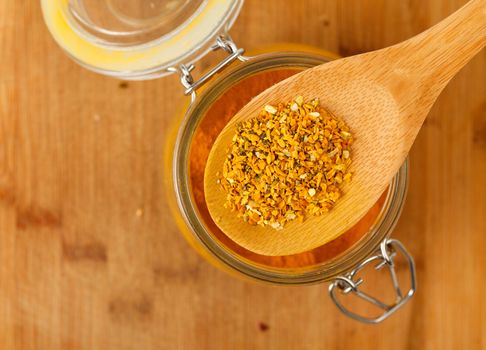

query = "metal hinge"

[{"left": 168, "top": 34, "right": 249, "bottom": 102}]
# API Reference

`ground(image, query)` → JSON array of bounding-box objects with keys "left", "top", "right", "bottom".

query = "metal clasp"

[
  {"left": 168, "top": 34, "right": 249, "bottom": 102},
  {"left": 329, "top": 239, "right": 417, "bottom": 324}
]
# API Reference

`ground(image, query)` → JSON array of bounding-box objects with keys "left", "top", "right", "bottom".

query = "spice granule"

[{"left": 220, "top": 97, "right": 353, "bottom": 228}]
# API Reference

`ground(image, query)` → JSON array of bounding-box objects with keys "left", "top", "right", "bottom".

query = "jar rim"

[{"left": 173, "top": 51, "right": 409, "bottom": 285}]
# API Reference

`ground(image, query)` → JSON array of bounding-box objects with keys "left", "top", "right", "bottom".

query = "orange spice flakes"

[{"left": 219, "top": 96, "right": 353, "bottom": 229}]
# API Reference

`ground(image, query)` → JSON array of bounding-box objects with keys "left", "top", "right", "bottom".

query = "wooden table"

[{"left": 1, "top": 1, "right": 485, "bottom": 349}]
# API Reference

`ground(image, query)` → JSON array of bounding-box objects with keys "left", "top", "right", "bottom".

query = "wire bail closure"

[
  {"left": 329, "top": 238, "right": 417, "bottom": 324},
  {"left": 168, "top": 34, "right": 248, "bottom": 102}
]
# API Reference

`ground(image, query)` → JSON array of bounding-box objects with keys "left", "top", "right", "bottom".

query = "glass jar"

[
  {"left": 42, "top": 0, "right": 416, "bottom": 324},
  {"left": 167, "top": 47, "right": 416, "bottom": 323}
]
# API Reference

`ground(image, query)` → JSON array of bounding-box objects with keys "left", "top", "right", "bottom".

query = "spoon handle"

[{"left": 401, "top": 0, "right": 486, "bottom": 85}]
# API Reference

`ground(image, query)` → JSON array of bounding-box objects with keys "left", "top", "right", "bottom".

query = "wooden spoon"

[{"left": 204, "top": 0, "right": 486, "bottom": 256}]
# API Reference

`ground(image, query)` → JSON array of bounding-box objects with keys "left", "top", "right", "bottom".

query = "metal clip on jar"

[{"left": 42, "top": 0, "right": 416, "bottom": 323}]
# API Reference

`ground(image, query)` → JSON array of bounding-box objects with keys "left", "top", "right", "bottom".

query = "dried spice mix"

[{"left": 219, "top": 96, "right": 353, "bottom": 229}]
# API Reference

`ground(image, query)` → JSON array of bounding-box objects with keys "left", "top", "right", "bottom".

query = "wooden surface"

[
  {"left": 205, "top": 0, "right": 486, "bottom": 256},
  {"left": 0, "top": 1, "right": 485, "bottom": 349}
]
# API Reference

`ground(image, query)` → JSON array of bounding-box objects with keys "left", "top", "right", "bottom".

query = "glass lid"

[{"left": 41, "top": 0, "right": 244, "bottom": 79}]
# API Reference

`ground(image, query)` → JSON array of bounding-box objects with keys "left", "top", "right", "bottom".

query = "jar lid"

[{"left": 41, "top": 0, "right": 244, "bottom": 79}]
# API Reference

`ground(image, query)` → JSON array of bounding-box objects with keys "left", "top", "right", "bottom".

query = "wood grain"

[{"left": 0, "top": 1, "right": 485, "bottom": 349}]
